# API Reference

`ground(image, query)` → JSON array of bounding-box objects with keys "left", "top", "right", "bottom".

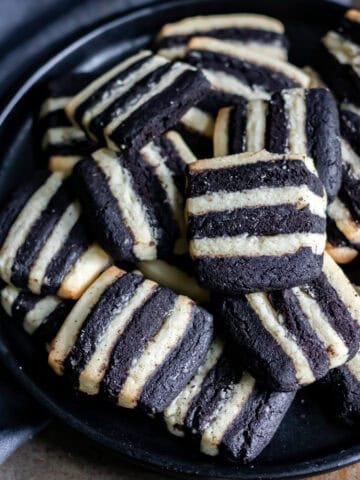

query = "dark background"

[{"left": 0, "top": 0, "right": 167, "bottom": 110}]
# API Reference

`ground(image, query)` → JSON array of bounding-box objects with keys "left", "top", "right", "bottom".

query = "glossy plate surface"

[{"left": 0, "top": 1, "right": 359, "bottom": 478}]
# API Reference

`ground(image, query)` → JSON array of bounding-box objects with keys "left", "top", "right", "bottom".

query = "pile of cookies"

[{"left": 1, "top": 9, "right": 360, "bottom": 463}]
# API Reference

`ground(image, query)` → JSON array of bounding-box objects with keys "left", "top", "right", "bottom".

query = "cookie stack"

[{"left": 1, "top": 9, "right": 360, "bottom": 463}]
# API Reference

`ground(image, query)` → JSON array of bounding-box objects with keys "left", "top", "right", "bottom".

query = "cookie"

[
  {"left": 186, "top": 150, "right": 327, "bottom": 293},
  {"left": 185, "top": 37, "right": 309, "bottom": 101},
  {"left": 0, "top": 285, "right": 73, "bottom": 344},
  {"left": 38, "top": 75, "right": 96, "bottom": 173},
  {"left": 136, "top": 259, "right": 209, "bottom": 304},
  {"left": 214, "top": 88, "right": 342, "bottom": 199},
  {"left": 0, "top": 171, "right": 111, "bottom": 299},
  {"left": 163, "top": 337, "right": 295, "bottom": 462},
  {"left": 48, "top": 266, "right": 213, "bottom": 413},
  {"left": 215, "top": 253, "right": 360, "bottom": 391},
  {"left": 65, "top": 50, "right": 210, "bottom": 152},
  {"left": 74, "top": 134, "right": 195, "bottom": 262},
  {"left": 321, "top": 10, "right": 360, "bottom": 106},
  {"left": 156, "top": 14, "right": 288, "bottom": 61}
]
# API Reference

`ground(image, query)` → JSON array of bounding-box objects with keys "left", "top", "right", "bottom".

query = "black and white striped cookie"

[
  {"left": 321, "top": 9, "right": 360, "bottom": 106},
  {"left": 39, "top": 75, "right": 96, "bottom": 174},
  {"left": 48, "top": 266, "right": 213, "bottom": 413},
  {"left": 186, "top": 151, "right": 327, "bottom": 293},
  {"left": 0, "top": 171, "right": 111, "bottom": 299},
  {"left": 65, "top": 50, "right": 210, "bottom": 152},
  {"left": 156, "top": 14, "right": 288, "bottom": 61},
  {"left": 214, "top": 88, "right": 342, "bottom": 199},
  {"left": 215, "top": 253, "right": 360, "bottom": 391},
  {"left": 74, "top": 134, "right": 195, "bottom": 262},
  {"left": 326, "top": 106, "right": 360, "bottom": 262},
  {"left": 185, "top": 37, "right": 309, "bottom": 101},
  {"left": 163, "top": 337, "right": 295, "bottom": 462},
  {"left": 0, "top": 285, "right": 72, "bottom": 345}
]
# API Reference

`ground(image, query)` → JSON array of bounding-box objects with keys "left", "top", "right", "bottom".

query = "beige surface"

[{"left": 0, "top": 422, "right": 359, "bottom": 480}]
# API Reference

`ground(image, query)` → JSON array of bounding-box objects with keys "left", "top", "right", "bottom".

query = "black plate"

[{"left": 0, "top": 0, "right": 359, "bottom": 478}]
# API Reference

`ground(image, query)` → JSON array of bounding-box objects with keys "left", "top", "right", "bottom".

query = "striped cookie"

[
  {"left": 65, "top": 50, "right": 210, "bottom": 152},
  {"left": 215, "top": 253, "right": 360, "bottom": 391},
  {"left": 0, "top": 284, "right": 72, "bottom": 344},
  {"left": 186, "top": 150, "right": 327, "bottom": 293},
  {"left": 214, "top": 88, "right": 342, "bottom": 198},
  {"left": 39, "top": 75, "right": 96, "bottom": 174},
  {"left": 156, "top": 14, "right": 288, "bottom": 61},
  {"left": 185, "top": 37, "right": 309, "bottom": 101},
  {"left": 163, "top": 338, "right": 295, "bottom": 462},
  {"left": 48, "top": 266, "right": 213, "bottom": 413},
  {"left": 0, "top": 171, "right": 111, "bottom": 299},
  {"left": 74, "top": 134, "right": 195, "bottom": 262}
]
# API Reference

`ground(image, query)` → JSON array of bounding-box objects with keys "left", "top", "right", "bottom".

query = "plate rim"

[{"left": 0, "top": 0, "right": 359, "bottom": 478}]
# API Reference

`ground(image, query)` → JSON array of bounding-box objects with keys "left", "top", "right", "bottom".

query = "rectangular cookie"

[
  {"left": 214, "top": 253, "right": 360, "bottom": 391},
  {"left": 0, "top": 285, "right": 73, "bottom": 345},
  {"left": 48, "top": 266, "right": 214, "bottom": 414},
  {"left": 156, "top": 13, "right": 288, "bottom": 61},
  {"left": 321, "top": 9, "right": 360, "bottom": 106},
  {"left": 185, "top": 37, "right": 309, "bottom": 101},
  {"left": 213, "top": 87, "right": 342, "bottom": 199},
  {"left": 38, "top": 75, "right": 96, "bottom": 174},
  {"left": 65, "top": 50, "right": 210, "bottom": 152},
  {"left": 186, "top": 151, "right": 327, "bottom": 293},
  {"left": 0, "top": 171, "right": 111, "bottom": 299},
  {"left": 74, "top": 132, "right": 196, "bottom": 262},
  {"left": 163, "top": 337, "right": 295, "bottom": 462}
]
